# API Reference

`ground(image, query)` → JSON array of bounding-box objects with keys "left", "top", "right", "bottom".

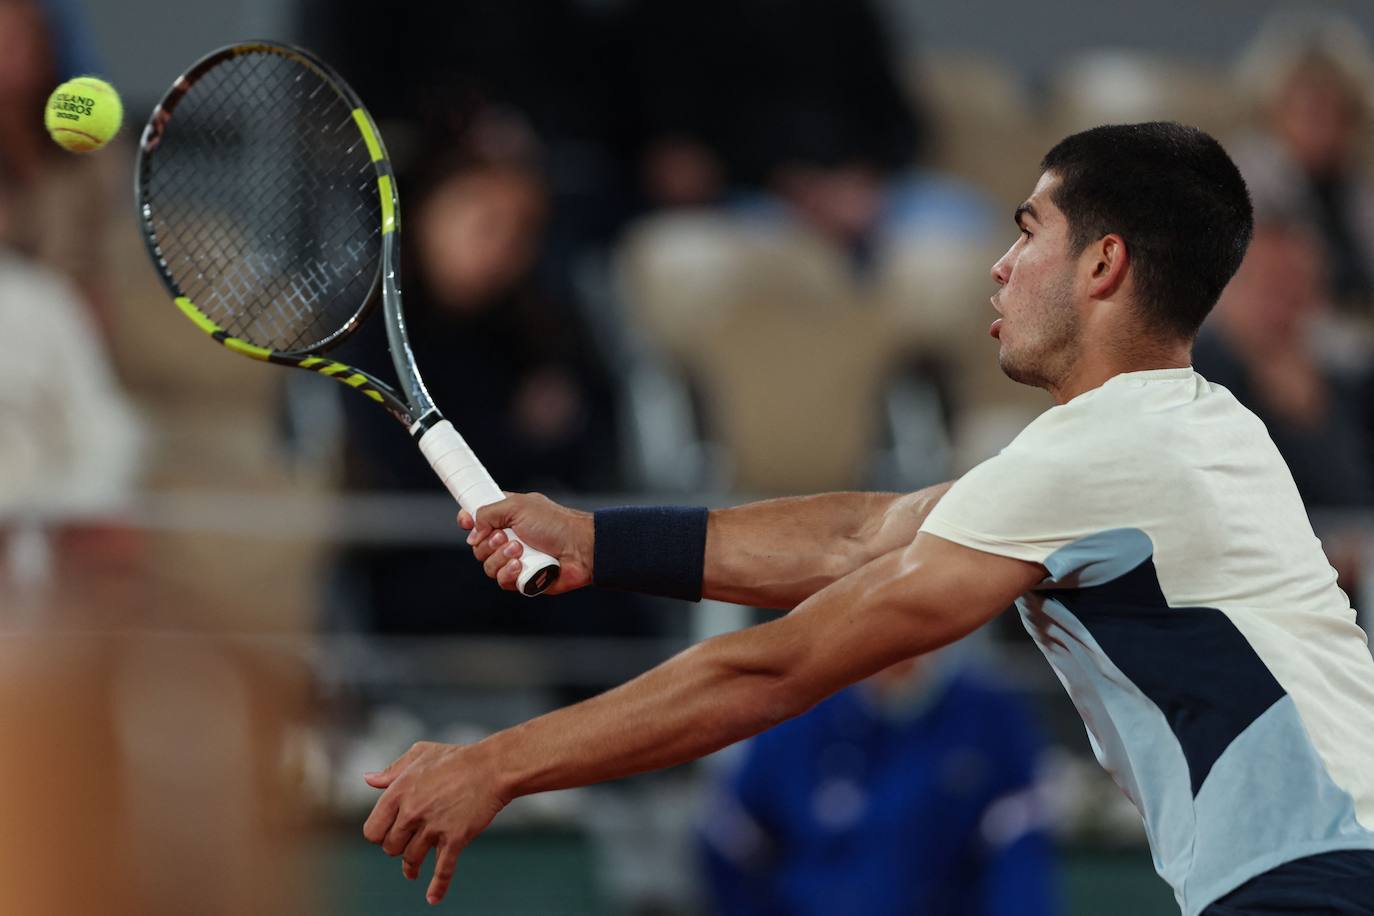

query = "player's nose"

[{"left": 990, "top": 249, "right": 1011, "bottom": 286}]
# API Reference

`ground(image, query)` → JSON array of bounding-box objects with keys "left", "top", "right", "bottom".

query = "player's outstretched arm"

[
  {"left": 362, "top": 531, "right": 1042, "bottom": 903},
  {"left": 461, "top": 481, "right": 954, "bottom": 608},
  {"left": 701, "top": 484, "right": 953, "bottom": 607}
]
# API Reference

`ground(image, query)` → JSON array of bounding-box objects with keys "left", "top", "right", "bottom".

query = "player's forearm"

[
  {"left": 480, "top": 623, "right": 810, "bottom": 799},
  {"left": 702, "top": 482, "right": 954, "bottom": 608},
  {"left": 702, "top": 492, "right": 896, "bottom": 608},
  {"left": 481, "top": 541, "right": 967, "bottom": 799}
]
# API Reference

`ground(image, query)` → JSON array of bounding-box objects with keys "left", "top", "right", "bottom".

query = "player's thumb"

[
  {"left": 363, "top": 750, "right": 413, "bottom": 788},
  {"left": 473, "top": 496, "right": 518, "bottom": 532},
  {"left": 363, "top": 767, "right": 396, "bottom": 789}
]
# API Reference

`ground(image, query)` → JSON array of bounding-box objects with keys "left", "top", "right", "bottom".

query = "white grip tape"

[{"left": 417, "top": 420, "right": 561, "bottom": 596}]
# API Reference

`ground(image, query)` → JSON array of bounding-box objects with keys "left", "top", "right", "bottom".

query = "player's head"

[{"left": 990, "top": 122, "right": 1253, "bottom": 390}]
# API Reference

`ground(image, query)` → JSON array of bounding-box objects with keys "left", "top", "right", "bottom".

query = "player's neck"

[{"left": 1048, "top": 341, "right": 1192, "bottom": 405}]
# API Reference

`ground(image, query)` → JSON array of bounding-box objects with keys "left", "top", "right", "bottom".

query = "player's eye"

[{"left": 1020, "top": 227, "right": 1032, "bottom": 240}]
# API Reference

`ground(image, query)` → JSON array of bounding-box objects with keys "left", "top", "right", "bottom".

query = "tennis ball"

[{"left": 45, "top": 76, "right": 123, "bottom": 153}]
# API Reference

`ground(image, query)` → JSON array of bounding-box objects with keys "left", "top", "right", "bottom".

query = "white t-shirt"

[{"left": 920, "top": 367, "right": 1374, "bottom": 916}]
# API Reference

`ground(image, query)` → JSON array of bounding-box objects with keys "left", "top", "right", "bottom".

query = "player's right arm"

[{"left": 461, "top": 481, "right": 953, "bottom": 609}]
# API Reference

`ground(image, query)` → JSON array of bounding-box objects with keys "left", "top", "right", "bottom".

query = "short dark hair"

[{"left": 1040, "top": 122, "right": 1254, "bottom": 339}]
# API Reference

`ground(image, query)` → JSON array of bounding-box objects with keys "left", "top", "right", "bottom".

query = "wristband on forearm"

[{"left": 592, "top": 506, "right": 709, "bottom": 602}]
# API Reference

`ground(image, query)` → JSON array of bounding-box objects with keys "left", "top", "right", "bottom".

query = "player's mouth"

[{"left": 990, "top": 317, "right": 1003, "bottom": 339}]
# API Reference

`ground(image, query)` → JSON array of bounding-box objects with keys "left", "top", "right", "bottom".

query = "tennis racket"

[{"left": 134, "top": 41, "right": 561, "bottom": 597}]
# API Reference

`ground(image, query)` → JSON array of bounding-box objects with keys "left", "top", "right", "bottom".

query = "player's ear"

[{"left": 1087, "top": 233, "right": 1129, "bottom": 300}]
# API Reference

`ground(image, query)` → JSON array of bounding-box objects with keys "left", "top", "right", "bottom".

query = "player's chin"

[
  {"left": 996, "top": 340, "right": 1015, "bottom": 374},
  {"left": 997, "top": 345, "right": 1038, "bottom": 387}
]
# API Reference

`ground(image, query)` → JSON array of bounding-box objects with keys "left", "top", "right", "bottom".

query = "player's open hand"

[
  {"left": 362, "top": 741, "right": 510, "bottom": 905},
  {"left": 460, "top": 493, "right": 592, "bottom": 595}
]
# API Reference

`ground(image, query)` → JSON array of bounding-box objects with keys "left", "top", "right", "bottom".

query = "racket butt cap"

[{"left": 520, "top": 563, "right": 561, "bottom": 597}]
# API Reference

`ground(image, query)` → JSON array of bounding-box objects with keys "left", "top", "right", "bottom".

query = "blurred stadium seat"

[
  {"left": 620, "top": 213, "right": 898, "bottom": 493},
  {"left": 908, "top": 51, "right": 1048, "bottom": 212},
  {"left": 1047, "top": 50, "right": 1243, "bottom": 142},
  {"left": 873, "top": 235, "right": 1049, "bottom": 471}
]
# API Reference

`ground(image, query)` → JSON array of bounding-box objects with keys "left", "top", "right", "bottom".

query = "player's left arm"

[{"left": 362, "top": 532, "right": 1045, "bottom": 903}]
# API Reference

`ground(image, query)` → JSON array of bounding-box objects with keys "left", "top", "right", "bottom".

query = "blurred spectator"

[
  {"left": 623, "top": 0, "right": 919, "bottom": 201},
  {"left": 0, "top": 180, "right": 141, "bottom": 520},
  {"left": 300, "top": 0, "right": 630, "bottom": 294},
  {"left": 1232, "top": 12, "right": 1374, "bottom": 317},
  {"left": 621, "top": 0, "right": 994, "bottom": 257},
  {"left": 34, "top": 0, "right": 104, "bottom": 78},
  {"left": 0, "top": 0, "right": 54, "bottom": 183},
  {"left": 1195, "top": 222, "right": 1374, "bottom": 511},
  {"left": 0, "top": 0, "right": 139, "bottom": 620},
  {"left": 0, "top": 0, "right": 116, "bottom": 324},
  {"left": 699, "top": 654, "right": 1059, "bottom": 916},
  {"left": 331, "top": 115, "right": 644, "bottom": 638},
  {"left": 300, "top": 0, "right": 610, "bottom": 157},
  {"left": 302, "top": 0, "right": 662, "bottom": 640},
  {"left": 0, "top": 173, "right": 144, "bottom": 621},
  {"left": 341, "top": 114, "right": 620, "bottom": 500}
]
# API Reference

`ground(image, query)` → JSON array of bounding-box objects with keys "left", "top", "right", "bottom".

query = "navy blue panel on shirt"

[
  {"left": 1201, "top": 849, "right": 1374, "bottom": 914},
  {"left": 1043, "top": 554, "right": 1286, "bottom": 796}
]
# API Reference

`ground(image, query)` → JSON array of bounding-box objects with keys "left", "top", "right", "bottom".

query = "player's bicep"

[
  {"left": 860, "top": 482, "right": 956, "bottom": 559},
  {"left": 780, "top": 532, "right": 1045, "bottom": 700},
  {"left": 904, "top": 532, "right": 1047, "bottom": 627}
]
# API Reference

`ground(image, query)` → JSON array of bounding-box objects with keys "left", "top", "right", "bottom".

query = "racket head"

[{"left": 136, "top": 41, "right": 399, "bottom": 360}]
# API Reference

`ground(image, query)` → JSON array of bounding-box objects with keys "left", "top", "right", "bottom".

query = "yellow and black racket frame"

[{"left": 135, "top": 40, "right": 442, "bottom": 435}]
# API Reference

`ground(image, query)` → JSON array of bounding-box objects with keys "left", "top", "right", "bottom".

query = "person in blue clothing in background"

[{"left": 698, "top": 651, "right": 1059, "bottom": 916}]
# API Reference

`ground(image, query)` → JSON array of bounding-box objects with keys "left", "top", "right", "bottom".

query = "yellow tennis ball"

[{"left": 45, "top": 76, "right": 123, "bottom": 153}]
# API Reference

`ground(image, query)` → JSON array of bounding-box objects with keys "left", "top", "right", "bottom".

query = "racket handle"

[{"left": 416, "top": 419, "right": 562, "bottom": 597}]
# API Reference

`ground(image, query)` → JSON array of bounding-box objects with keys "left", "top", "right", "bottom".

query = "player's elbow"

[
  {"left": 731, "top": 677, "right": 813, "bottom": 739},
  {"left": 704, "top": 641, "right": 816, "bottom": 737}
]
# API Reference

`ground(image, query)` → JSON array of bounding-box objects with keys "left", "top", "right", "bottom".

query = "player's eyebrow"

[{"left": 1014, "top": 202, "right": 1039, "bottom": 228}]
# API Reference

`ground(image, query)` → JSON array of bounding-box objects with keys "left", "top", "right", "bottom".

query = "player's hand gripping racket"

[{"left": 134, "top": 41, "right": 560, "bottom": 596}]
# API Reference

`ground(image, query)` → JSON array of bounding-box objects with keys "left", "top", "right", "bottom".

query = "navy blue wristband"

[{"left": 593, "top": 506, "right": 709, "bottom": 602}]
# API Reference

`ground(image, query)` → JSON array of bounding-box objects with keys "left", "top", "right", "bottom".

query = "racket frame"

[
  {"left": 135, "top": 40, "right": 431, "bottom": 429},
  {"left": 135, "top": 40, "right": 561, "bottom": 596}
]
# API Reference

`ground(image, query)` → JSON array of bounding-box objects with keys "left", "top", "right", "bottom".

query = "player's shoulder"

[
  {"left": 956, "top": 369, "right": 1242, "bottom": 503},
  {"left": 1005, "top": 368, "right": 1247, "bottom": 456}
]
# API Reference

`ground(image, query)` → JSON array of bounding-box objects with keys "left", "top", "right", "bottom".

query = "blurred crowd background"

[{"left": 3, "top": 1, "right": 1374, "bottom": 914}]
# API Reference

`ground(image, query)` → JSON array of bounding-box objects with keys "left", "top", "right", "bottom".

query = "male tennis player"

[{"left": 363, "top": 122, "right": 1374, "bottom": 914}]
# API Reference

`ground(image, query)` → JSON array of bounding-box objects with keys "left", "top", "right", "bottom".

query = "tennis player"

[{"left": 363, "top": 122, "right": 1374, "bottom": 914}]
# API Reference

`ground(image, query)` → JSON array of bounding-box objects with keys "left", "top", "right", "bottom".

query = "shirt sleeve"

[{"left": 919, "top": 439, "right": 1087, "bottom": 567}]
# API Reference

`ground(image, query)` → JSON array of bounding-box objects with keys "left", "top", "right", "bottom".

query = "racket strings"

[{"left": 141, "top": 48, "right": 383, "bottom": 353}]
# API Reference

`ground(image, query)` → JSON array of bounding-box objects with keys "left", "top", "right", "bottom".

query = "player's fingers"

[
  {"left": 426, "top": 843, "right": 462, "bottom": 905},
  {"left": 469, "top": 529, "right": 494, "bottom": 554},
  {"left": 458, "top": 510, "right": 474, "bottom": 531},
  {"left": 473, "top": 529, "right": 508, "bottom": 564},
  {"left": 382, "top": 815, "right": 419, "bottom": 857},
  {"left": 496, "top": 555, "right": 522, "bottom": 591},
  {"left": 402, "top": 827, "right": 438, "bottom": 880},
  {"left": 362, "top": 791, "right": 401, "bottom": 845},
  {"left": 466, "top": 519, "right": 494, "bottom": 547},
  {"left": 481, "top": 534, "right": 518, "bottom": 580}
]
